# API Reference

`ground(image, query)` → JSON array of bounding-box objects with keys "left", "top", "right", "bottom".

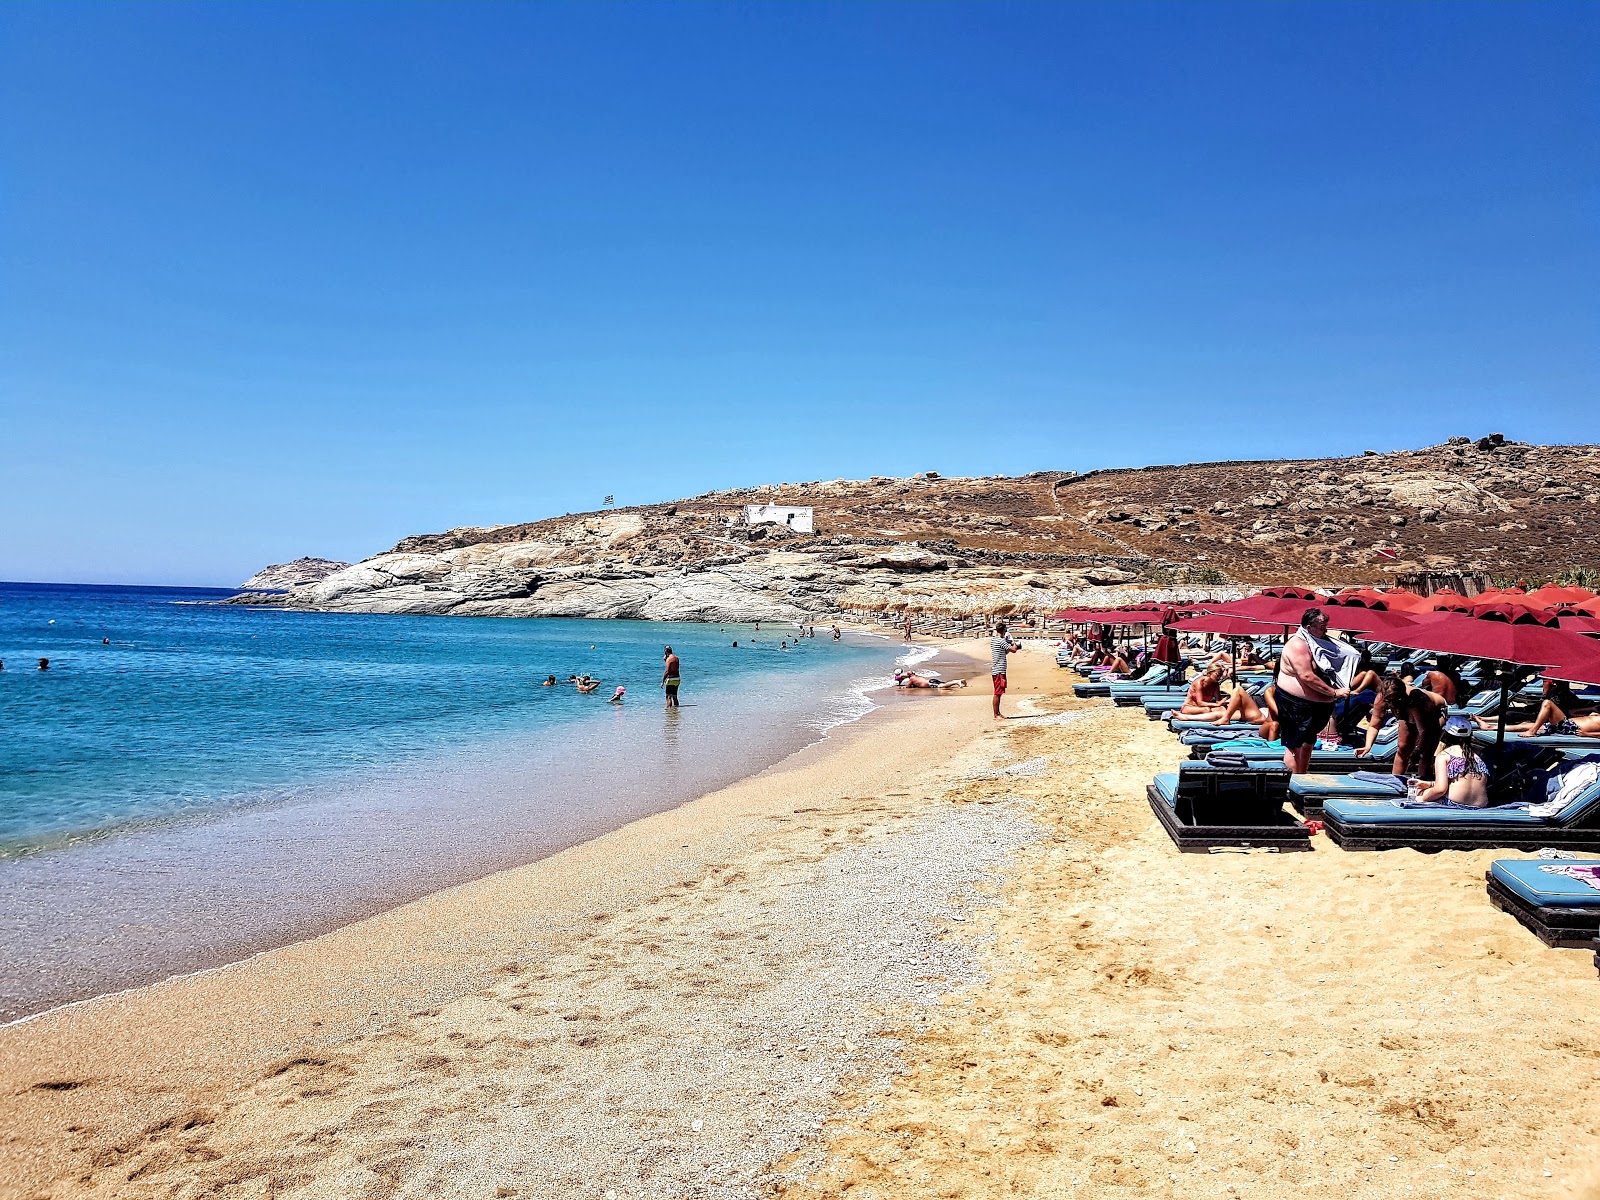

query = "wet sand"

[{"left": 3, "top": 639, "right": 1598, "bottom": 1198}]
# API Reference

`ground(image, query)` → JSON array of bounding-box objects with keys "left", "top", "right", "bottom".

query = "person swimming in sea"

[
  {"left": 608, "top": 686, "right": 625, "bottom": 704},
  {"left": 38, "top": 658, "right": 49, "bottom": 670},
  {"left": 576, "top": 676, "right": 600, "bottom": 694},
  {"left": 542, "top": 675, "right": 558, "bottom": 686}
]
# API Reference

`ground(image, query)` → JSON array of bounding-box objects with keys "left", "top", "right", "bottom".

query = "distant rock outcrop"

[
  {"left": 260, "top": 438, "right": 1599, "bottom": 621},
  {"left": 239, "top": 557, "right": 351, "bottom": 591}
]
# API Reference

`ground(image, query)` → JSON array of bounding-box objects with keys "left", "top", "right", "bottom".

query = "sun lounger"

[
  {"left": 1485, "top": 859, "right": 1600, "bottom": 948},
  {"left": 1322, "top": 755, "right": 1600, "bottom": 852},
  {"left": 1186, "top": 733, "right": 1398, "bottom": 774},
  {"left": 1473, "top": 729, "right": 1600, "bottom": 753},
  {"left": 1286, "top": 771, "right": 1407, "bottom": 816},
  {"left": 1115, "top": 693, "right": 1187, "bottom": 710},
  {"left": 1146, "top": 767, "right": 1310, "bottom": 853}
]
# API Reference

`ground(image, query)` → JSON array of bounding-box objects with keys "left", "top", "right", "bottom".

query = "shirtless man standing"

[
  {"left": 1275, "top": 608, "right": 1350, "bottom": 774},
  {"left": 661, "top": 645, "right": 681, "bottom": 708}
]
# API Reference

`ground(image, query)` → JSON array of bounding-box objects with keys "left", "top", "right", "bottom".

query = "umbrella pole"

[
  {"left": 1495, "top": 667, "right": 1509, "bottom": 759},
  {"left": 1230, "top": 637, "right": 1238, "bottom": 686}
]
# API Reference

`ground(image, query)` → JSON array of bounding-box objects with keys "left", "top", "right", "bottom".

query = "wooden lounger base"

[
  {"left": 1325, "top": 821, "right": 1600, "bottom": 854},
  {"left": 1147, "top": 788, "right": 1313, "bottom": 854},
  {"left": 1485, "top": 874, "right": 1600, "bottom": 949}
]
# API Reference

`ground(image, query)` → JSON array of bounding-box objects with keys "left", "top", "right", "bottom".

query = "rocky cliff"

[
  {"left": 247, "top": 436, "right": 1599, "bottom": 622},
  {"left": 239, "top": 557, "right": 352, "bottom": 591}
]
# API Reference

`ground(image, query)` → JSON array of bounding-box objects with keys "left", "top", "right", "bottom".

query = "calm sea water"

[{"left": 0, "top": 582, "right": 914, "bottom": 1020}]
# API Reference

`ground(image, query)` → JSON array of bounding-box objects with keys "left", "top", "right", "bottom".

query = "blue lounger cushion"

[
  {"left": 1151, "top": 773, "right": 1179, "bottom": 808},
  {"left": 1290, "top": 773, "right": 1405, "bottom": 800},
  {"left": 1321, "top": 795, "right": 1547, "bottom": 826},
  {"left": 1489, "top": 859, "right": 1600, "bottom": 908},
  {"left": 1205, "top": 736, "right": 1396, "bottom": 759}
]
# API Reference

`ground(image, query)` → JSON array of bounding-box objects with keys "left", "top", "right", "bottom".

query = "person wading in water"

[{"left": 661, "top": 645, "right": 681, "bottom": 709}]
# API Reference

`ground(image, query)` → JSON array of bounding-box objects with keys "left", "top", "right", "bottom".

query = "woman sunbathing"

[
  {"left": 1206, "top": 685, "right": 1272, "bottom": 728},
  {"left": 1412, "top": 716, "right": 1491, "bottom": 807},
  {"left": 1177, "top": 663, "right": 1229, "bottom": 716}
]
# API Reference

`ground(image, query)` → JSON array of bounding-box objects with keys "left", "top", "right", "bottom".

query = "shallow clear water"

[
  {"left": 0, "top": 583, "right": 890, "bottom": 852},
  {"left": 0, "top": 583, "right": 909, "bottom": 1020}
]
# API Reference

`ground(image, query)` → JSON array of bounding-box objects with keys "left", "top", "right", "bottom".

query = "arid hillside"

[
  {"left": 252, "top": 437, "right": 1599, "bottom": 622},
  {"left": 393, "top": 435, "right": 1599, "bottom": 584}
]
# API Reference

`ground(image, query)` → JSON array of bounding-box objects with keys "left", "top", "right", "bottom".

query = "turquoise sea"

[{"left": 0, "top": 582, "right": 912, "bottom": 1021}]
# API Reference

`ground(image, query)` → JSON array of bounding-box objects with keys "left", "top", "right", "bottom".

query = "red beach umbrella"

[
  {"left": 1526, "top": 585, "right": 1596, "bottom": 606},
  {"left": 1542, "top": 654, "right": 1600, "bottom": 687},
  {"left": 1384, "top": 614, "right": 1593, "bottom": 667},
  {"left": 1326, "top": 591, "right": 1390, "bottom": 611},
  {"left": 1431, "top": 598, "right": 1475, "bottom": 614},
  {"left": 1259, "top": 586, "right": 1325, "bottom": 601},
  {"left": 1207, "top": 594, "right": 1322, "bottom": 625},
  {"left": 1381, "top": 592, "right": 1435, "bottom": 613},
  {"left": 1553, "top": 598, "right": 1600, "bottom": 618},
  {"left": 1471, "top": 601, "right": 1561, "bottom": 628},
  {"left": 1382, "top": 614, "right": 1600, "bottom": 753},
  {"left": 1558, "top": 616, "right": 1600, "bottom": 636},
  {"left": 1171, "top": 615, "right": 1280, "bottom": 636},
  {"left": 1322, "top": 608, "right": 1419, "bottom": 636}
]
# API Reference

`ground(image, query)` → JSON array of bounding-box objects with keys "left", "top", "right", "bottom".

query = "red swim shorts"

[{"left": 992, "top": 673, "right": 1008, "bottom": 696}]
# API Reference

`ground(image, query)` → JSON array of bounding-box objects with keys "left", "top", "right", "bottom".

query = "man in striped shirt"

[{"left": 990, "top": 622, "right": 1020, "bottom": 719}]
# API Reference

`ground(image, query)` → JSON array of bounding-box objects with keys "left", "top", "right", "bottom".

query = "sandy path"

[{"left": 777, "top": 693, "right": 1600, "bottom": 1199}]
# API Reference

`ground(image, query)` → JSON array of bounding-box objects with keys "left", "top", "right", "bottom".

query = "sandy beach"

[{"left": 4, "top": 639, "right": 1598, "bottom": 1199}]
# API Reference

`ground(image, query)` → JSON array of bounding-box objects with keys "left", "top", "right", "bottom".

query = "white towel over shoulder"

[{"left": 1291, "top": 628, "right": 1360, "bottom": 689}]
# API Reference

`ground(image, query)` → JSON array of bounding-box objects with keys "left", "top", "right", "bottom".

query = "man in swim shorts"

[
  {"left": 661, "top": 645, "right": 681, "bottom": 708},
  {"left": 990, "top": 621, "right": 1020, "bottom": 719},
  {"left": 1275, "top": 607, "right": 1350, "bottom": 773}
]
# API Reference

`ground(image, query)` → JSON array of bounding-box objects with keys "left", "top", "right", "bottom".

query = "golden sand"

[{"left": 3, "top": 641, "right": 1597, "bottom": 1198}]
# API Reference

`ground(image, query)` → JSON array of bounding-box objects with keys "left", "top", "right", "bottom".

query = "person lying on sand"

[{"left": 893, "top": 669, "right": 968, "bottom": 690}]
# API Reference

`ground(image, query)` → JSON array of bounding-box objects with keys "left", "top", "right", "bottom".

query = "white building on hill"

[{"left": 743, "top": 504, "right": 814, "bottom": 534}]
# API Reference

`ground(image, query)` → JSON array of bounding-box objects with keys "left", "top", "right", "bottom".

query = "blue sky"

[{"left": 3, "top": 1, "right": 1596, "bottom": 585}]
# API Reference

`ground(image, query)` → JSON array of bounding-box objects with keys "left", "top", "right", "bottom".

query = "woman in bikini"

[
  {"left": 1413, "top": 716, "right": 1491, "bottom": 806},
  {"left": 1177, "top": 662, "right": 1229, "bottom": 716},
  {"left": 1361, "top": 674, "right": 1448, "bottom": 776}
]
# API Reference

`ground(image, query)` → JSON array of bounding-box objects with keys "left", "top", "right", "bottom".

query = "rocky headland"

[
  {"left": 238, "top": 557, "right": 351, "bottom": 591},
  {"left": 242, "top": 437, "right": 1599, "bottom": 623}
]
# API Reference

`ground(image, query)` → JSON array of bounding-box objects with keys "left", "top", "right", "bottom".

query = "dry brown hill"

[{"left": 394, "top": 435, "right": 1600, "bottom": 586}]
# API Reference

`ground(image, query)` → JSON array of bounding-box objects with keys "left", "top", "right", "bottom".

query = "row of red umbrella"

[{"left": 1052, "top": 585, "right": 1600, "bottom": 685}]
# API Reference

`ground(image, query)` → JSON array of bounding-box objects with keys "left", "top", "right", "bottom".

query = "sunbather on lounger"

[
  {"left": 1202, "top": 684, "right": 1272, "bottom": 728},
  {"left": 1177, "top": 663, "right": 1229, "bottom": 716},
  {"left": 1473, "top": 679, "right": 1596, "bottom": 737},
  {"left": 1412, "top": 716, "right": 1491, "bottom": 806},
  {"left": 1402, "top": 663, "right": 1460, "bottom": 707}
]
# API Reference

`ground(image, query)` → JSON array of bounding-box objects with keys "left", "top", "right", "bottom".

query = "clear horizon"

[{"left": 4, "top": 1, "right": 1597, "bottom": 587}]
